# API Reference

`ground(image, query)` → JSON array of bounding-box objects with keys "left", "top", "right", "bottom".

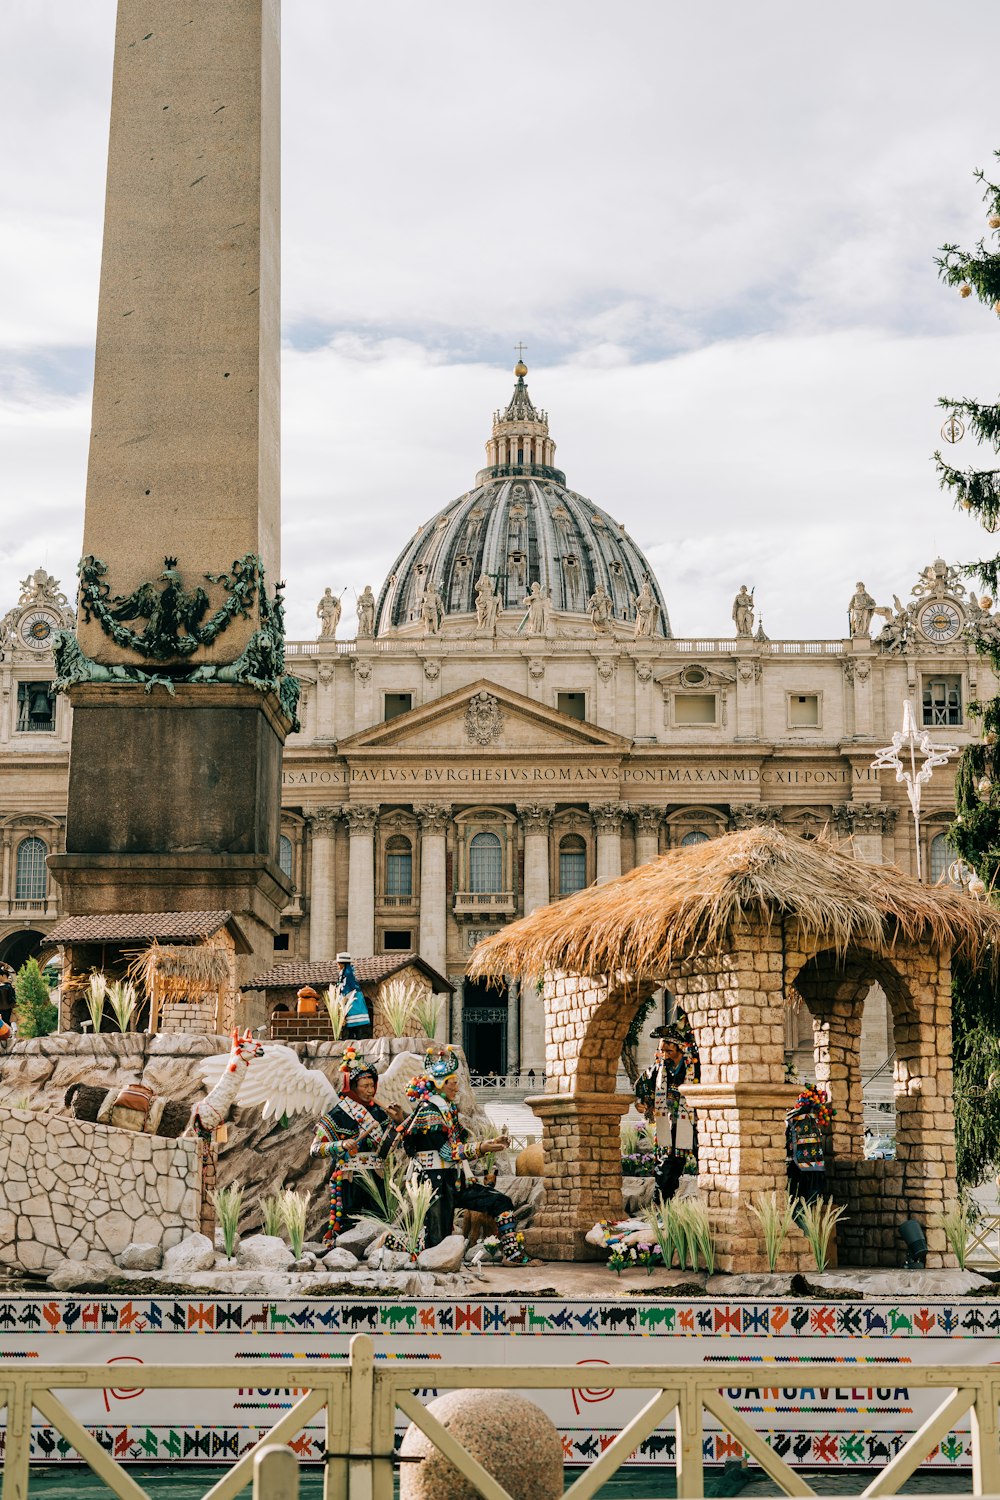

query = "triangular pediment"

[{"left": 338, "top": 679, "right": 631, "bottom": 756}]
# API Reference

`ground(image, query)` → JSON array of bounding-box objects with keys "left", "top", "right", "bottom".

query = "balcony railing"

[{"left": 453, "top": 890, "right": 515, "bottom": 915}]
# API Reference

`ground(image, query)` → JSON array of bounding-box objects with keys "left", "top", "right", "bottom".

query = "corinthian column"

[
  {"left": 307, "top": 806, "right": 339, "bottom": 960},
  {"left": 417, "top": 804, "right": 450, "bottom": 979},
  {"left": 632, "top": 805, "right": 662, "bottom": 866},
  {"left": 519, "top": 804, "right": 552, "bottom": 913},
  {"left": 591, "top": 804, "right": 628, "bottom": 883},
  {"left": 344, "top": 804, "right": 378, "bottom": 956}
]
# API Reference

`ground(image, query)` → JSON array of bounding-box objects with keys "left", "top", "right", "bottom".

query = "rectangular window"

[
  {"left": 383, "top": 930, "right": 412, "bottom": 951},
  {"left": 788, "top": 693, "right": 820, "bottom": 727},
  {"left": 16, "top": 682, "right": 55, "bottom": 733},
  {"left": 272, "top": 933, "right": 290, "bottom": 951},
  {"left": 922, "top": 677, "right": 962, "bottom": 727},
  {"left": 674, "top": 693, "right": 717, "bottom": 725},
  {"left": 557, "top": 692, "right": 586, "bottom": 721},
  {"left": 559, "top": 849, "right": 587, "bottom": 895},
  {"left": 384, "top": 692, "right": 412, "bottom": 722},
  {"left": 386, "top": 851, "right": 413, "bottom": 897}
]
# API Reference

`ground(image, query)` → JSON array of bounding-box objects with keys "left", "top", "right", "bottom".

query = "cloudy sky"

[{"left": 3, "top": 1, "right": 1000, "bottom": 640}]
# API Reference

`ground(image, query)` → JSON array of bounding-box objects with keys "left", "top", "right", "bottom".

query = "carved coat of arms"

[{"left": 465, "top": 690, "right": 504, "bottom": 746}]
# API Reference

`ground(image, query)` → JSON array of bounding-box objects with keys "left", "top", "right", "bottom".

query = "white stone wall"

[{"left": 0, "top": 1106, "right": 201, "bottom": 1273}]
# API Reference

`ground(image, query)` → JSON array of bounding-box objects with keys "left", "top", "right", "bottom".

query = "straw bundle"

[
  {"left": 126, "top": 941, "right": 232, "bottom": 1002},
  {"left": 469, "top": 826, "right": 1000, "bottom": 980}
]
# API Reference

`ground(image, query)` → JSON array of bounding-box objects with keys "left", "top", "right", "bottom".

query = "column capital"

[
  {"left": 342, "top": 803, "right": 378, "bottom": 835},
  {"left": 307, "top": 805, "right": 340, "bottom": 837},
  {"left": 518, "top": 803, "right": 553, "bottom": 835},
  {"left": 590, "top": 802, "right": 629, "bottom": 834},
  {"left": 631, "top": 803, "right": 662, "bottom": 835},
  {"left": 831, "top": 803, "right": 898, "bottom": 835},
  {"left": 729, "top": 802, "right": 782, "bottom": 830},
  {"left": 416, "top": 803, "right": 451, "bottom": 834}
]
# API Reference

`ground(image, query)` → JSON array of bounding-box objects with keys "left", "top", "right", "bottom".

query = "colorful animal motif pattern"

[{"left": 1, "top": 1296, "right": 994, "bottom": 1468}]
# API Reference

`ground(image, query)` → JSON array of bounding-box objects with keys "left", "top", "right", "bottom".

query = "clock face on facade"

[
  {"left": 18, "top": 610, "right": 60, "bottom": 649},
  {"left": 918, "top": 601, "right": 963, "bottom": 643}
]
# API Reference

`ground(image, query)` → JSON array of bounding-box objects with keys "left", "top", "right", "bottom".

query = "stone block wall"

[{"left": 0, "top": 1106, "right": 202, "bottom": 1273}]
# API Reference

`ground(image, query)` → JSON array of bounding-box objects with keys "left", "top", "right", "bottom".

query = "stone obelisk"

[{"left": 49, "top": 1, "right": 290, "bottom": 980}]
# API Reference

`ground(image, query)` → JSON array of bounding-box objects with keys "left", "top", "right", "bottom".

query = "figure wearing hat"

[
  {"left": 635, "top": 1012, "right": 700, "bottom": 1202},
  {"left": 309, "top": 1046, "right": 404, "bottom": 1243},
  {"left": 785, "top": 1085, "right": 832, "bottom": 1206},
  {"left": 336, "top": 953, "right": 373, "bottom": 1040},
  {"left": 400, "top": 1047, "right": 529, "bottom": 1265}
]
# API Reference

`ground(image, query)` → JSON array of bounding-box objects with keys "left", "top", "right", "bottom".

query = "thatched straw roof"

[
  {"left": 469, "top": 826, "right": 1000, "bottom": 980},
  {"left": 126, "top": 941, "right": 233, "bottom": 999}
]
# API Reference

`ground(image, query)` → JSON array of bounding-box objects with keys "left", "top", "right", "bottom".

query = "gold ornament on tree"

[
  {"left": 941, "top": 411, "right": 965, "bottom": 443},
  {"left": 960, "top": 284, "right": 973, "bottom": 297},
  {"left": 989, "top": 215, "right": 1000, "bottom": 228}
]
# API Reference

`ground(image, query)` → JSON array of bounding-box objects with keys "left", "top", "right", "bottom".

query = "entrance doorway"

[{"left": 462, "top": 977, "right": 507, "bottom": 1075}]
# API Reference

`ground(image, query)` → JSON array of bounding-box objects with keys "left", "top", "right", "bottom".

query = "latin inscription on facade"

[{"left": 282, "top": 763, "right": 879, "bottom": 787}]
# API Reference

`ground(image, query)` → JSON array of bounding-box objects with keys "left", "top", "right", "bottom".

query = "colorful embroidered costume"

[
  {"left": 309, "top": 1047, "right": 395, "bottom": 1242},
  {"left": 400, "top": 1047, "right": 528, "bottom": 1265},
  {"left": 635, "top": 1015, "right": 700, "bottom": 1201},
  {"left": 335, "top": 953, "right": 372, "bottom": 1038},
  {"left": 785, "top": 1085, "right": 832, "bottom": 1205}
]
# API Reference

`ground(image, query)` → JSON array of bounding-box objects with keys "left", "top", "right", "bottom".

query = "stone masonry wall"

[{"left": 0, "top": 1106, "right": 201, "bottom": 1273}]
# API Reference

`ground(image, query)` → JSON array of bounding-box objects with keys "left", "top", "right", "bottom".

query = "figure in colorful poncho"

[
  {"left": 309, "top": 1046, "right": 403, "bottom": 1243},
  {"left": 635, "top": 1014, "right": 700, "bottom": 1202},
  {"left": 786, "top": 1085, "right": 832, "bottom": 1205},
  {"left": 335, "top": 952, "right": 372, "bottom": 1039},
  {"left": 400, "top": 1046, "right": 529, "bottom": 1265}
]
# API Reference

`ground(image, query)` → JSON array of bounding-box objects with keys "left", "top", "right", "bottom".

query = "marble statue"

[
  {"left": 522, "top": 582, "right": 552, "bottom": 637},
  {"left": 632, "top": 576, "right": 660, "bottom": 638},
  {"left": 732, "top": 586, "right": 754, "bottom": 638},
  {"left": 848, "top": 582, "right": 876, "bottom": 638},
  {"left": 317, "top": 587, "right": 342, "bottom": 640},
  {"left": 420, "top": 582, "right": 444, "bottom": 635},
  {"left": 475, "top": 572, "right": 501, "bottom": 636},
  {"left": 356, "top": 585, "right": 375, "bottom": 639},
  {"left": 588, "top": 582, "right": 613, "bottom": 634}
]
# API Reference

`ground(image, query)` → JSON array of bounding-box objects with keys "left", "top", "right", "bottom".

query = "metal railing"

[{"left": 2, "top": 1341, "right": 999, "bottom": 1500}]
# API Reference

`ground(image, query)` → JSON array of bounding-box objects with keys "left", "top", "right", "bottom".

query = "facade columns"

[
  {"left": 832, "top": 804, "right": 897, "bottom": 866},
  {"left": 519, "top": 803, "right": 552, "bottom": 913},
  {"left": 343, "top": 804, "right": 378, "bottom": 957},
  {"left": 417, "top": 804, "right": 450, "bottom": 979},
  {"left": 591, "top": 803, "right": 627, "bottom": 883},
  {"left": 307, "top": 806, "right": 339, "bottom": 960},
  {"left": 507, "top": 976, "right": 521, "bottom": 1075},
  {"left": 632, "top": 804, "right": 661, "bottom": 867}
]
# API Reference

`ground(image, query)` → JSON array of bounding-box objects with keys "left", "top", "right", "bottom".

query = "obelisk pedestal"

[{"left": 49, "top": 1, "right": 290, "bottom": 982}]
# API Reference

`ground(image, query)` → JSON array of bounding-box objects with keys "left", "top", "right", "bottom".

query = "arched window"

[
  {"left": 469, "top": 831, "right": 503, "bottom": 893},
  {"left": 386, "top": 835, "right": 413, "bottom": 898},
  {"left": 930, "top": 831, "right": 962, "bottom": 884},
  {"left": 559, "top": 834, "right": 587, "bottom": 896},
  {"left": 278, "top": 834, "right": 294, "bottom": 881},
  {"left": 15, "top": 837, "right": 47, "bottom": 901},
  {"left": 681, "top": 830, "right": 710, "bottom": 847}
]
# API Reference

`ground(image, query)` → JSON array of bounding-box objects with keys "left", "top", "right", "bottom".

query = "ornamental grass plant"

[
  {"left": 258, "top": 1191, "right": 284, "bottom": 1239},
  {"left": 939, "top": 1200, "right": 975, "bottom": 1269},
  {"left": 323, "top": 984, "right": 350, "bottom": 1040},
  {"left": 378, "top": 979, "right": 415, "bottom": 1037},
  {"left": 280, "top": 1188, "right": 310, "bottom": 1259},
  {"left": 643, "top": 1196, "right": 716, "bottom": 1273},
  {"left": 211, "top": 1184, "right": 243, "bottom": 1259},
  {"left": 797, "top": 1196, "right": 848, "bottom": 1272},
  {"left": 84, "top": 973, "right": 107, "bottom": 1034},
  {"left": 410, "top": 992, "right": 442, "bottom": 1039},
  {"left": 106, "top": 979, "right": 138, "bottom": 1034},
  {"left": 747, "top": 1190, "right": 798, "bottom": 1272}
]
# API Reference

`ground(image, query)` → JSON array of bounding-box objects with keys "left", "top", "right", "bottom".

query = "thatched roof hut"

[{"left": 469, "top": 825, "right": 1000, "bottom": 980}]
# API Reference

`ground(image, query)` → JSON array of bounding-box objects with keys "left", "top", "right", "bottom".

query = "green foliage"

[
  {"left": 14, "top": 958, "right": 58, "bottom": 1038},
  {"left": 747, "top": 1191, "right": 798, "bottom": 1272},
  {"left": 938, "top": 1200, "right": 976, "bottom": 1270},
  {"left": 796, "top": 1197, "right": 847, "bottom": 1272},
  {"left": 211, "top": 1184, "right": 244, "bottom": 1259},
  {"left": 621, "top": 993, "right": 657, "bottom": 1086},
  {"left": 258, "top": 1192, "right": 284, "bottom": 1238},
  {"left": 936, "top": 156, "right": 1000, "bottom": 1189}
]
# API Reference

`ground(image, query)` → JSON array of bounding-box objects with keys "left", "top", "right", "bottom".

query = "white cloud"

[{"left": 2, "top": 0, "right": 1000, "bottom": 648}]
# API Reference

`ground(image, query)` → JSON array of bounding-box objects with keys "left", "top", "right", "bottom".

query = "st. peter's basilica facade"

[{"left": 0, "top": 364, "right": 993, "bottom": 1074}]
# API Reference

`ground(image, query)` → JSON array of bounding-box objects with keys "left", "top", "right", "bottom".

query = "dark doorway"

[
  {"left": 463, "top": 976, "right": 508, "bottom": 1074},
  {"left": 0, "top": 928, "right": 47, "bottom": 975}
]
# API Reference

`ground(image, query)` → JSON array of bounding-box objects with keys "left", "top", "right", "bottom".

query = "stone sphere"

[{"left": 399, "top": 1388, "right": 563, "bottom": 1500}]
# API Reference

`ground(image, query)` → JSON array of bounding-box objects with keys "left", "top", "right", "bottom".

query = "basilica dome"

[{"left": 374, "top": 366, "right": 671, "bottom": 638}]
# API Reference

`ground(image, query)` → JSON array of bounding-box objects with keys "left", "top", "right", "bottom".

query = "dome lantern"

[{"left": 479, "top": 362, "right": 565, "bottom": 486}]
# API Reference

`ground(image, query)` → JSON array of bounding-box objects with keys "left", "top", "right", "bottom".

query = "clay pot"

[{"left": 296, "top": 986, "right": 319, "bottom": 1016}]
